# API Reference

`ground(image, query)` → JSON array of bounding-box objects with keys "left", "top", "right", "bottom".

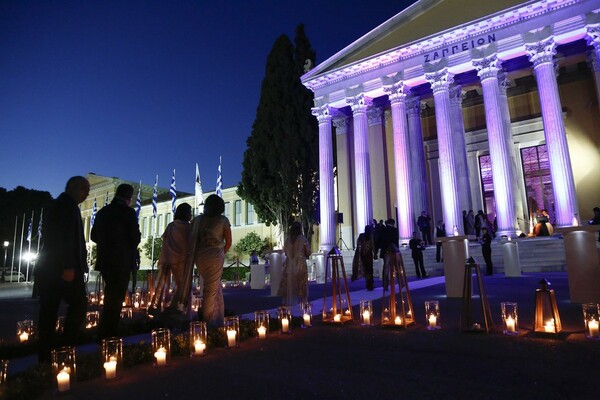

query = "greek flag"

[
  {"left": 37, "top": 209, "right": 43, "bottom": 240},
  {"left": 135, "top": 181, "right": 142, "bottom": 221},
  {"left": 195, "top": 163, "right": 204, "bottom": 213},
  {"left": 152, "top": 175, "right": 158, "bottom": 219},
  {"left": 26, "top": 217, "right": 33, "bottom": 242},
  {"left": 104, "top": 191, "right": 109, "bottom": 207},
  {"left": 90, "top": 198, "right": 97, "bottom": 227},
  {"left": 170, "top": 169, "right": 177, "bottom": 215},
  {"left": 216, "top": 156, "right": 223, "bottom": 198}
]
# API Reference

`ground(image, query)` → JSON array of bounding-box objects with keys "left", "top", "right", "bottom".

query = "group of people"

[{"left": 34, "top": 176, "right": 233, "bottom": 364}]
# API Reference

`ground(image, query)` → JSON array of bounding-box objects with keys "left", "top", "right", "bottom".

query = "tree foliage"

[
  {"left": 237, "top": 24, "right": 318, "bottom": 245},
  {"left": 234, "top": 231, "right": 275, "bottom": 260},
  {"left": 142, "top": 236, "right": 162, "bottom": 267}
]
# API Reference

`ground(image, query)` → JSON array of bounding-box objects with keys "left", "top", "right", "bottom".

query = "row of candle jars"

[{"left": 253, "top": 303, "right": 314, "bottom": 340}]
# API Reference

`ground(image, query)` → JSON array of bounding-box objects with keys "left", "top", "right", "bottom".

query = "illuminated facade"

[{"left": 302, "top": 0, "right": 600, "bottom": 249}]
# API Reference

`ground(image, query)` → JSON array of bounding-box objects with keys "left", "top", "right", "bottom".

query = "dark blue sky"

[{"left": 1, "top": 0, "right": 415, "bottom": 197}]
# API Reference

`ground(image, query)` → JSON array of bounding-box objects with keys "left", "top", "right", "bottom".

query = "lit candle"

[
  {"left": 394, "top": 316, "right": 402, "bottom": 325},
  {"left": 544, "top": 320, "right": 555, "bottom": 333},
  {"left": 588, "top": 319, "right": 599, "bottom": 338},
  {"left": 333, "top": 314, "right": 341, "bottom": 322},
  {"left": 194, "top": 339, "right": 206, "bottom": 355},
  {"left": 505, "top": 316, "right": 516, "bottom": 333},
  {"left": 281, "top": 317, "right": 289, "bottom": 333},
  {"left": 19, "top": 331, "right": 29, "bottom": 343},
  {"left": 227, "top": 329, "right": 237, "bottom": 347},
  {"left": 56, "top": 368, "right": 70, "bottom": 392},
  {"left": 103, "top": 357, "right": 117, "bottom": 379},
  {"left": 257, "top": 325, "right": 267, "bottom": 339},
  {"left": 362, "top": 310, "right": 371, "bottom": 325},
  {"left": 154, "top": 346, "right": 167, "bottom": 366},
  {"left": 134, "top": 301, "right": 140, "bottom": 309},
  {"left": 428, "top": 314, "right": 437, "bottom": 329},
  {"left": 303, "top": 313, "right": 311, "bottom": 326}
]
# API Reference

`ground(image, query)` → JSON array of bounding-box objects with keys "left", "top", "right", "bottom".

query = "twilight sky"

[{"left": 1, "top": 0, "right": 416, "bottom": 197}]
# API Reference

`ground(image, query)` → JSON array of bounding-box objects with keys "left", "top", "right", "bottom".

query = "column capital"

[
  {"left": 367, "top": 107, "right": 384, "bottom": 126},
  {"left": 425, "top": 68, "right": 453, "bottom": 95},
  {"left": 311, "top": 104, "right": 334, "bottom": 124},
  {"left": 586, "top": 25, "right": 600, "bottom": 48},
  {"left": 383, "top": 82, "right": 407, "bottom": 105},
  {"left": 332, "top": 117, "right": 349, "bottom": 134},
  {"left": 449, "top": 84, "right": 465, "bottom": 107},
  {"left": 406, "top": 94, "right": 422, "bottom": 117},
  {"left": 498, "top": 71, "right": 511, "bottom": 96},
  {"left": 524, "top": 37, "right": 556, "bottom": 68},
  {"left": 473, "top": 54, "right": 500, "bottom": 81},
  {"left": 345, "top": 92, "right": 372, "bottom": 114}
]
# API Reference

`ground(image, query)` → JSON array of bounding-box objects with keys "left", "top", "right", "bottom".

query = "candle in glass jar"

[
  {"left": 103, "top": 357, "right": 117, "bottom": 379},
  {"left": 227, "top": 330, "right": 237, "bottom": 347},
  {"left": 428, "top": 314, "right": 437, "bottom": 329},
  {"left": 333, "top": 314, "right": 341, "bottom": 322},
  {"left": 303, "top": 314, "right": 311, "bottom": 326},
  {"left": 544, "top": 320, "right": 555, "bottom": 333},
  {"left": 154, "top": 347, "right": 167, "bottom": 366},
  {"left": 19, "top": 331, "right": 29, "bottom": 343},
  {"left": 588, "top": 319, "right": 599, "bottom": 337},
  {"left": 56, "top": 368, "right": 70, "bottom": 392},
  {"left": 257, "top": 325, "right": 267, "bottom": 339},
  {"left": 134, "top": 301, "right": 140, "bottom": 309},
  {"left": 194, "top": 340, "right": 206, "bottom": 355},
  {"left": 505, "top": 316, "right": 516, "bottom": 333},
  {"left": 281, "top": 317, "right": 289, "bottom": 333},
  {"left": 362, "top": 310, "right": 371, "bottom": 325},
  {"left": 394, "top": 316, "right": 402, "bottom": 325}
]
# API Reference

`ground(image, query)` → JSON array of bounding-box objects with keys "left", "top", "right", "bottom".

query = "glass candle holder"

[
  {"left": 301, "top": 302, "right": 312, "bottom": 328},
  {"left": 52, "top": 346, "right": 76, "bottom": 393},
  {"left": 254, "top": 311, "right": 269, "bottom": 339},
  {"left": 101, "top": 337, "right": 122, "bottom": 380},
  {"left": 501, "top": 302, "right": 519, "bottom": 336},
  {"left": 85, "top": 311, "right": 100, "bottom": 329},
  {"left": 120, "top": 307, "right": 132, "bottom": 319},
  {"left": 55, "top": 316, "right": 66, "bottom": 334},
  {"left": 425, "top": 300, "right": 441, "bottom": 330},
  {"left": 132, "top": 289, "right": 141, "bottom": 310},
  {"left": 189, "top": 321, "right": 208, "bottom": 357},
  {"left": 360, "top": 300, "right": 373, "bottom": 326},
  {"left": 278, "top": 306, "right": 292, "bottom": 334},
  {"left": 88, "top": 291, "right": 98, "bottom": 306},
  {"left": 0, "top": 359, "right": 8, "bottom": 386},
  {"left": 582, "top": 303, "right": 600, "bottom": 340},
  {"left": 151, "top": 328, "right": 171, "bottom": 367},
  {"left": 224, "top": 316, "right": 240, "bottom": 348},
  {"left": 17, "top": 319, "right": 35, "bottom": 343}
]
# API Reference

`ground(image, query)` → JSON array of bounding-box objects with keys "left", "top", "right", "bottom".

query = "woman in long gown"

[
  {"left": 278, "top": 221, "right": 311, "bottom": 306},
  {"left": 190, "top": 194, "right": 231, "bottom": 327},
  {"left": 352, "top": 225, "right": 374, "bottom": 291}
]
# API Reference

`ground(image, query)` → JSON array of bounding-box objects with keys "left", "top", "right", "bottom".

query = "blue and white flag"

[
  {"left": 26, "top": 217, "right": 33, "bottom": 242},
  {"left": 216, "top": 156, "right": 223, "bottom": 198},
  {"left": 37, "top": 209, "right": 43, "bottom": 240},
  {"left": 104, "top": 191, "right": 109, "bottom": 207},
  {"left": 152, "top": 175, "right": 158, "bottom": 219},
  {"left": 90, "top": 198, "right": 98, "bottom": 228},
  {"left": 195, "top": 163, "right": 204, "bottom": 212},
  {"left": 135, "top": 181, "right": 142, "bottom": 221},
  {"left": 170, "top": 169, "right": 177, "bottom": 215}
]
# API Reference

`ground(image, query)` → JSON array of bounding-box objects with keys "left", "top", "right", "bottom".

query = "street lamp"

[{"left": 3, "top": 241, "right": 8, "bottom": 269}]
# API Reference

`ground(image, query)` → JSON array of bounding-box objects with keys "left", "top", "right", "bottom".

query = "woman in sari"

[{"left": 278, "top": 221, "right": 311, "bottom": 306}]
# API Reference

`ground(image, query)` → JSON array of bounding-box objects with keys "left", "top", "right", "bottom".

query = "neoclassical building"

[{"left": 302, "top": 0, "right": 600, "bottom": 250}]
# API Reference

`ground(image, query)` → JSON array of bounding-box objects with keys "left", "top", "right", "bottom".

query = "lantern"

[
  {"left": 189, "top": 321, "right": 208, "bottom": 356},
  {"left": 224, "top": 316, "right": 239, "bottom": 348},
  {"left": 381, "top": 246, "right": 415, "bottom": 328},
  {"left": 425, "top": 300, "right": 441, "bottom": 330},
  {"left": 533, "top": 279, "right": 562, "bottom": 334},
  {"left": 460, "top": 257, "right": 494, "bottom": 333},
  {"left": 254, "top": 311, "right": 269, "bottom": 339},
  {"left": 132, "top": 288, "right": 142, "bottom": 310},
  {"left": 85, "top": 311, "right": 100, "bottom": 329},
  {"left": 301, "top": 302, "right": 312, "bottom": 328},
  {"left": 88, "top": 291, "right": 98, "bottom": 306},
  {"left": 278, "top": 306, "right": 292, "bottom": 334},
  {"left": 582, "top": 303, "right": 600, "bottom": 340},
  {"left": 0, "top": 359, "right": 8, "bottom": 386},
  {"left": 101, "top": 337, "right": 122, "bottom": 380},
  {"left": 52, "top": 346, "right": 76, "bottom": 393},
  {"left": 322, "top": 247, "right": 353, "bottom": 324},
  {"left": 151, "top": 328, "right": 171, "bottom": 366},
  {"left": 17, "top": 319, "right": 35, "bottom": 343},
  {"left": 360, "top": 300, "right": 373, "bottom": 326},
  {"left": 501, "top": 302, "right": 519, "bottom": 336},
  {"left": 120, "top": 307, "right": 132, "bottom": 319},
  {"left": 55, "top": 316, "right": 65, "bottom": 333}
]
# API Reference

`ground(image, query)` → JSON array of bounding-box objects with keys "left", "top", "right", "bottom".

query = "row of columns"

[{"left": 312, "top": 34, "right": 583, "bottom": 250}]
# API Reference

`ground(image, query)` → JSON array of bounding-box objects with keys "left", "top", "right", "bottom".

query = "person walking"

[
  {"left": 278, "top": 221, "right": 311, "bottom": 305},
  {"left": 409, "top": 231, "right": 428, "bottom": 278},
  {"left": 352, "top": 225, "right": 375, "bottom": 291},
  {"left": 189, "top": 194, "right": 231, "bottom": 327},
  {"left": 378, "top": 219, "right": 399, "bottom": 290},
  {"left": 34, "top": 176, "right": 90, "bottom": 363},
  {"left": 480, "top": 226, "right": 493, "bottom": 276},
  {"left": 92, "top": 184, "right": 141, "bottom": 339},
  {"left": 417, "top": 211, "right": 432, "bottom": 246}
]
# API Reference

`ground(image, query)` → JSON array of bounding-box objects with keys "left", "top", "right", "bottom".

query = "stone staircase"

[{"left": 335, "top": 236, "right": 574, "bottom": 278}]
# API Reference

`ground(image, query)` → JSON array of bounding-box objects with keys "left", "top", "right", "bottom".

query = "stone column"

[
  {"left": 346, "top": 91, "right": 374, "bottom": 233},
  {"left": 425, "top": 68, "right": 463, "bottom": 234},
  {"left": 311, "top": 103, "right": 336, "bottom": 251},
  {"left": 406, "top": 95, "right": 429, "bottom": 226},
  {"left": 587, "top": 25, "right": 600, "bottom": 112},
  {"left": 525, "top": 37, "right": 578, "bottom": 227},
  {"left": 473, "top": 54, "right": 517, "bottom": 237},
  {"left": 449, "top": 84, "right": 472, "bottom": 214},
  {"left": 384, "top": 82, "right": 413, "bottom": 242}
]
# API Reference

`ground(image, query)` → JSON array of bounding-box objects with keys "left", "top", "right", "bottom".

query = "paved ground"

[{"left": 2, "top": 272, "right": 599, "bottom": 399}]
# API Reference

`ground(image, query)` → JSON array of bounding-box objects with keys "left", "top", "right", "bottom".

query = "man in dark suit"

[
  {"left": 92, "top": 183, "right": 141, "bottom": 339},
  {"left": 35, "top": 176, "right": 90, "bottom": 363},
  {"left": 379, "top": 219, "right": 399, "bottom": 290}
]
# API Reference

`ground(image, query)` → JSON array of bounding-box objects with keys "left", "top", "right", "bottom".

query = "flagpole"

[
  {"left": 18, "top": 213, "right": 25, "bottom": 278},
  {"left": 36, "top": 208, "right": 43, "bottom": 254},
  {"left": 11, "top": 215, "right": 18, "bottom": 270},
  {"left": 26, "top": 210, "right": 34, "bottom": 282},
  {"left": 151, "top": 175, "right": 158, "bottom": 272}
]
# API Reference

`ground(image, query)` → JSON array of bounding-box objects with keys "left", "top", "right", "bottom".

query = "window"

[
  {"left": 158, "top": 214, "right": 164, "bottom": 235},
  {"left": 521, "top": 144, "right": 554, "bottom": 222},
  {"left": 246, "top": 203, "right": 255, "bottom": 225},
  {"left": 142, "top": 217, "right": 148, "bottom": 239},
  {"left": 166, "top": 213, "right": 172, "bottom": 225},
  {"left": 234, "top": 200, "right": 242, "bottom": 226},
  {"left": 478, "top": 154, "right": 496, "bottom": 218},
  {"left": 224, "top": 202, "right": 231, "bottom": 219}
]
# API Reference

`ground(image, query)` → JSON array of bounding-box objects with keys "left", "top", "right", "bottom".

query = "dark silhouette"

[
  {"left": 417, "top": 211, "right": 432, "bottom": 245},
  {"left": 409, "top": 231, "right": 427, "bottom": 278},
  {"left": 480, "top": 227, "right": 493, "bottom": 276},
  {"left": 352, "top": 225, "right": 375, "bottom": 291},
  {"left": 590, "top": 206, "right": 600, "bottom": 242},
  {"left": 435, "top": 221, "right": 446, "bottom": 263}
]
